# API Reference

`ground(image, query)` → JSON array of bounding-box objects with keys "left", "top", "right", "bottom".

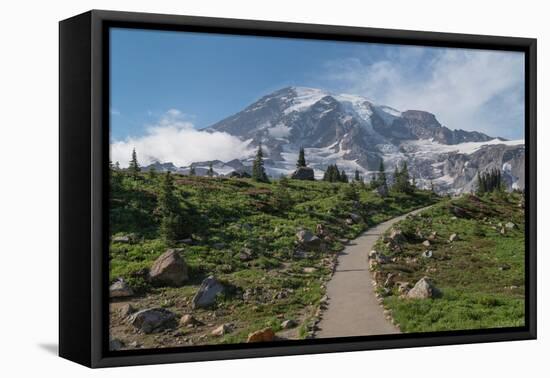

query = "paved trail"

[{"left": 315, "top": 207, "right": 431, "bottom": 338}]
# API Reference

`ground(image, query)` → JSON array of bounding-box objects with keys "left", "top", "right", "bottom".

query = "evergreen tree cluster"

[
  {"left": 323, "top": 164, "right": 349, "bottom": 183},
  {"left": 158, "top": 171, "right": 188, "bottom": 243},
  {"left": 393, "top": 161, "right": 414, "bottom": 193},
  {"left": 476, "top": 169, "right": 503, "bottom": 194},
  {"left": 371, "top": 159, "right": 388, "bottom": 192}
]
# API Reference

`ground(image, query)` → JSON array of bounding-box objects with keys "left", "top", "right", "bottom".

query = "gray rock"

[
  {"left": 192, "top": 276, "right": 225, "bottom": 309},
  {"left": 112, "top": 234, "right": 134, "bottom": 243},
  {"left": 296, "top": 230, "right": 323, "bottom": 251},
  {"left": 109, "top": 338, "right": 124, "bottom": 351},
  {"left": 349, "top": 213, "right": 362, "bottom": 223},
  {"left": 290, "top": 166, "right": 315, "bottom": 180},
  {"left": 281, "top": 319, "right": 298, "bottom": 329},
  {"left": 345, "top": 218, "right": 354, "bottom": 225},
  {"left": 109, "top": 278, "right": 134, "bottom": 298},
  {"left": 422, "top": 250, "right": 433, "bottom": 258},
  {"left": 407, "top": 277, "right": 440, "bottom": 299},
  {"left": 238, "top": 247, "right": 253, "bottom": 261},
  {"left": 149, "top": 249, "right": 189, "bottom": 286},
  {"left": 505, "top": 222, "right": 517, "bottom": 230},
  {"left": 449, "top": 233, "right": 458, "bottom": 242},
  {"left": 119, "top": 303, "right": 136, "bottom": 317},
  {"left": 129, "top": 308, "right": 177, "bottom": 334},
  {"left": 422, "top": 240, "right": 431, "bottom": 247},
  {"left": 211, "top": 323, "right": 231, "bottom": 336}
]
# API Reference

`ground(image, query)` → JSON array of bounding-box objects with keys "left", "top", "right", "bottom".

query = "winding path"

[{"left": 315, "top": 207, "right": 431, "bottom": 338}]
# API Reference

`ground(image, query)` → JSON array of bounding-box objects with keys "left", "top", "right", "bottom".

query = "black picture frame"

[{"left": 59, "top": 9, "right": 537, "bottom": 368}]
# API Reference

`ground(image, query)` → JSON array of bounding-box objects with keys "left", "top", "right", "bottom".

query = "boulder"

[
  {"left": 192, "top": 276, "right": 225, "bottom": 309},
  {"left": 407, "top": 277, "right": 440, "bottom": 299},
  {"left": 291, "top": 167, "right": 315, "bottom": 180},
  {"left": 422, "top": 240, "right": 431, "bottom": 247},
  {"left": 345, "top": 218, "right": 354, "bottom": 225},
  {"left": 281, "top": 319, "right": 297, "bottom": 329},
  {"left": 449, "top": 233, "right": 458, "bottom": 243},
  {"left": 109, "top": 278, "right": 134, "bottom": 298},
  {"left": 149, "top": 249, "right": 189, "bottom": 286},
  {"left": 296, "top": 230, "right": 323, "bottom": 251},
  {"left": 247, "top": 327, "right": 275, "bottom": 343},
  {"left": 129, "top": 308, "right": 177, "bottom": 334}
]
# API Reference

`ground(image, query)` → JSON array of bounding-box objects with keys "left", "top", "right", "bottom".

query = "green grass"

[
  {"left": 109, "top": 171, "right": 439, "bottom": 344},
  {"left": 374, "top": 192, "right": 525, "bottom": 332}
]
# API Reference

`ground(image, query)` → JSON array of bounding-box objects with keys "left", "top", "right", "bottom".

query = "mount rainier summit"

[{"left": 145, "top": 86, "right": 524, "bottom": 194}]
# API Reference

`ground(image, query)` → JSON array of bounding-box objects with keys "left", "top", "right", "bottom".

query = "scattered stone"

[
  {"left": 397, "top": 282, "right": 410, "bottom": 295},
  {"left": 368, "top": 250, "right": 378, "bottom": 259},
  {"left": 505, "top": 222, "right": 517, "bottom": 230},
  {"left": 119, "top": 303, "right": 136, "bottom": 317},
  {"left": 449, "top": 233, "right": 458, "bottom": 243},
  {"left": 247, "top": 327, "right": 275, "bottom": 343},
  {"left": 179, "top": 314, "right": 199, "bottom": 327},
  {"left": 238, "top": 247, "right": 253, "bottom": 261},
  {"left": 178, "top": 238, "right": 193, "bottom": 245},
  {"left": 211, "top": 324, "right": 231, "bottom": 336},
  {"left": 345, "top": 218, "right": 354, "bottom": 225},
  {"left": 303, "top": 267, "right": 317, "bottom": 274},
  {"left": 112, "top": 234, "right": 134, "bottom": 243},
  {"left": 109, "top": 338, "right": 124, "bottom": 351},
  {"left": 422, "top": 240, "right": 431, "bottom": 247},
  {"left": 500, "top": 227, "right": 506, "bottom": 235},
  {"left": 315, "top": 223, "right": 327, "bottom": 237},
  {"left": 291, "top": 166, "right": 315, "bottom": 180},
  {"left": 499, "top": 264, "right": 511, "bottom": 271},
  {"left": 281, "top": 319, "right": 298, "bottom": 329},
  {"left": 349, "top": 213, "right": 362, "bottom": 223},
  {"left": 296, "top": 230, "right": 323, "bottom": 251},
  {"left": 128, "top": 341, "right": 140, "bottom": 348},
  {"left": 407, "top": 277, "right": 440, "bottom": 299},
  {"left": 149, "top": 249, "right": 189, "bottom": 286},
  {"left": 384, "top": 273, "right": 396, "bottom": 288},
  {"left": 129, "top": 308, "right": 177, "bottom": 334},
  {"left": 192, "top": 276, "right": 225, "bottom": 309},
  {"left": 422, "top": 250, "right": 433, "bottom": 259},
  {"left": 109, "top": 278, "right": 134, "bottom": 298}
]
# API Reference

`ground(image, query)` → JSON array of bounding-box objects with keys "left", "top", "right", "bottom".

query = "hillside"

[
  {"left": 108, "top": 171, "right": 438, "bottom": 349},
  {"left": 370, "top": 192, "right": 525, "bottom": 332}
]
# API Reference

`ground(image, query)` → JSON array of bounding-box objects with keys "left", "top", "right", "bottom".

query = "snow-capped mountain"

[{"left": 145, "top": 86, "right": 525, "bottom": 194}]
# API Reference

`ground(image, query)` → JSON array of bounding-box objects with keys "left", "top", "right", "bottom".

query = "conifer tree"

[
  {"left": 158, "top": 171, "right": 185, "bottom": 242},
  {"left": 207, "top": 162, "right": 214, "bottom": 177},
  {"left": 128, "top": 148, "right": 141, "bottom": 178},
  {"left": 340, "top": 169, "right": 349, "bottom": 183},
  {"left": 189, "top": 166, "right": 196, "bottom": 176},
  {"left": 252, "top": 143, "right": 269, "bottom": 182},
  {"left": 296, "top": 146, "right": 307, "bottom": 168},
  {"left": 148, "top": 166, "right": 157, "bottom": 180},
  {"left": 378, "top": 159, "right": 388, "bottom": 192},
  {"left": 354, "top": 169, "right": 360, "bottom": 182}
]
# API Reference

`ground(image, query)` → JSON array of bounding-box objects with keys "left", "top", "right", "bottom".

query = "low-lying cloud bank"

[{"left": 110, "top": 109, "right": 253, "bottom": 168}]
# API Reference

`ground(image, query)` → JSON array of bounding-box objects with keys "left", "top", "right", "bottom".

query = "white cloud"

[
  {"left": 322, "top": 48, "right": 525, "bottom": 139},
  {"left": 268, "top": 123, "right": 291, "bottom": 138},
  {"left": 110, "top": 110, "right": 254, "bottom": 167}
]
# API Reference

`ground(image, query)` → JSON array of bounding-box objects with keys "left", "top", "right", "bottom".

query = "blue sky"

[{"left": 110, "top": 27, "right": 525, "bottom": 146}]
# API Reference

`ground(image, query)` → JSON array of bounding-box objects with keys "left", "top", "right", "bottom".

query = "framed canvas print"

[{"left": 59, "top": 10, "right": 536, "bottom": 368}]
